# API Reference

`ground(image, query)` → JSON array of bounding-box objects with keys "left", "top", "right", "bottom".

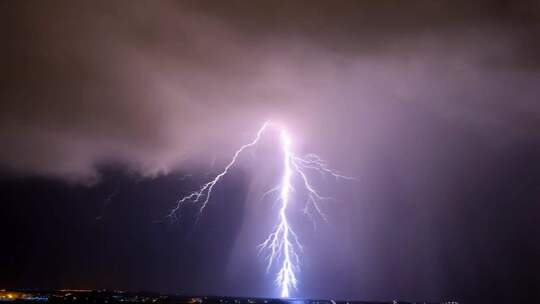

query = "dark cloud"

[{"left": 1, "top": 0, "right": 539, "bottom": 182}]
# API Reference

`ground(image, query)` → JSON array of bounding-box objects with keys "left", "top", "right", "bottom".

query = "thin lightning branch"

[
  {"left": 168, "top": 122, "right": 270, "bottom": 220},
  {"left": 169, "top": 121, "right": 351, "bottom": 298}
]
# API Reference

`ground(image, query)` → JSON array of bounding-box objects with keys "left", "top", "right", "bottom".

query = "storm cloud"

[{"left": 1, "top": 0, "right": 539, "bottom": 184}]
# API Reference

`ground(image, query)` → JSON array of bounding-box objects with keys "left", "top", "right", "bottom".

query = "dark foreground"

[{"left": 0, "top": 290, "right": 457, "bottom": 304}]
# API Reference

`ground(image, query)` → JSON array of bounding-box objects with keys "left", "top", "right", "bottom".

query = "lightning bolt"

[{"left": 169, "top": 121, "right": 352, "bottom": 298}]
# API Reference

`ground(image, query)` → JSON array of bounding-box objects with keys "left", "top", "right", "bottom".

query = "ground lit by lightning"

[{"left": 168, "top": 121, "right": 352, "bottom": 298}]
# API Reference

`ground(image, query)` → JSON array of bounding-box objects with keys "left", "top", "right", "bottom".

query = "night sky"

[{"left": 1, "top": 1, "right": 540, "bottom": 303}]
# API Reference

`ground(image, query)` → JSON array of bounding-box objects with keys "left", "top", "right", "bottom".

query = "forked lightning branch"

[{"left": 168, "top": 122, "right": 352, "bottom": 298}]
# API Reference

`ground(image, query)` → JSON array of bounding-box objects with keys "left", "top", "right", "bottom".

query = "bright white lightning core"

[{"left": 169, "top": 122, "right": 352, "bottom": 298}]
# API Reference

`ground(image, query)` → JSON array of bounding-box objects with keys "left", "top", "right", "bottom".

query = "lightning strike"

[{"left": 169, "top": 121, "right": 352, "bottom": 298}]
